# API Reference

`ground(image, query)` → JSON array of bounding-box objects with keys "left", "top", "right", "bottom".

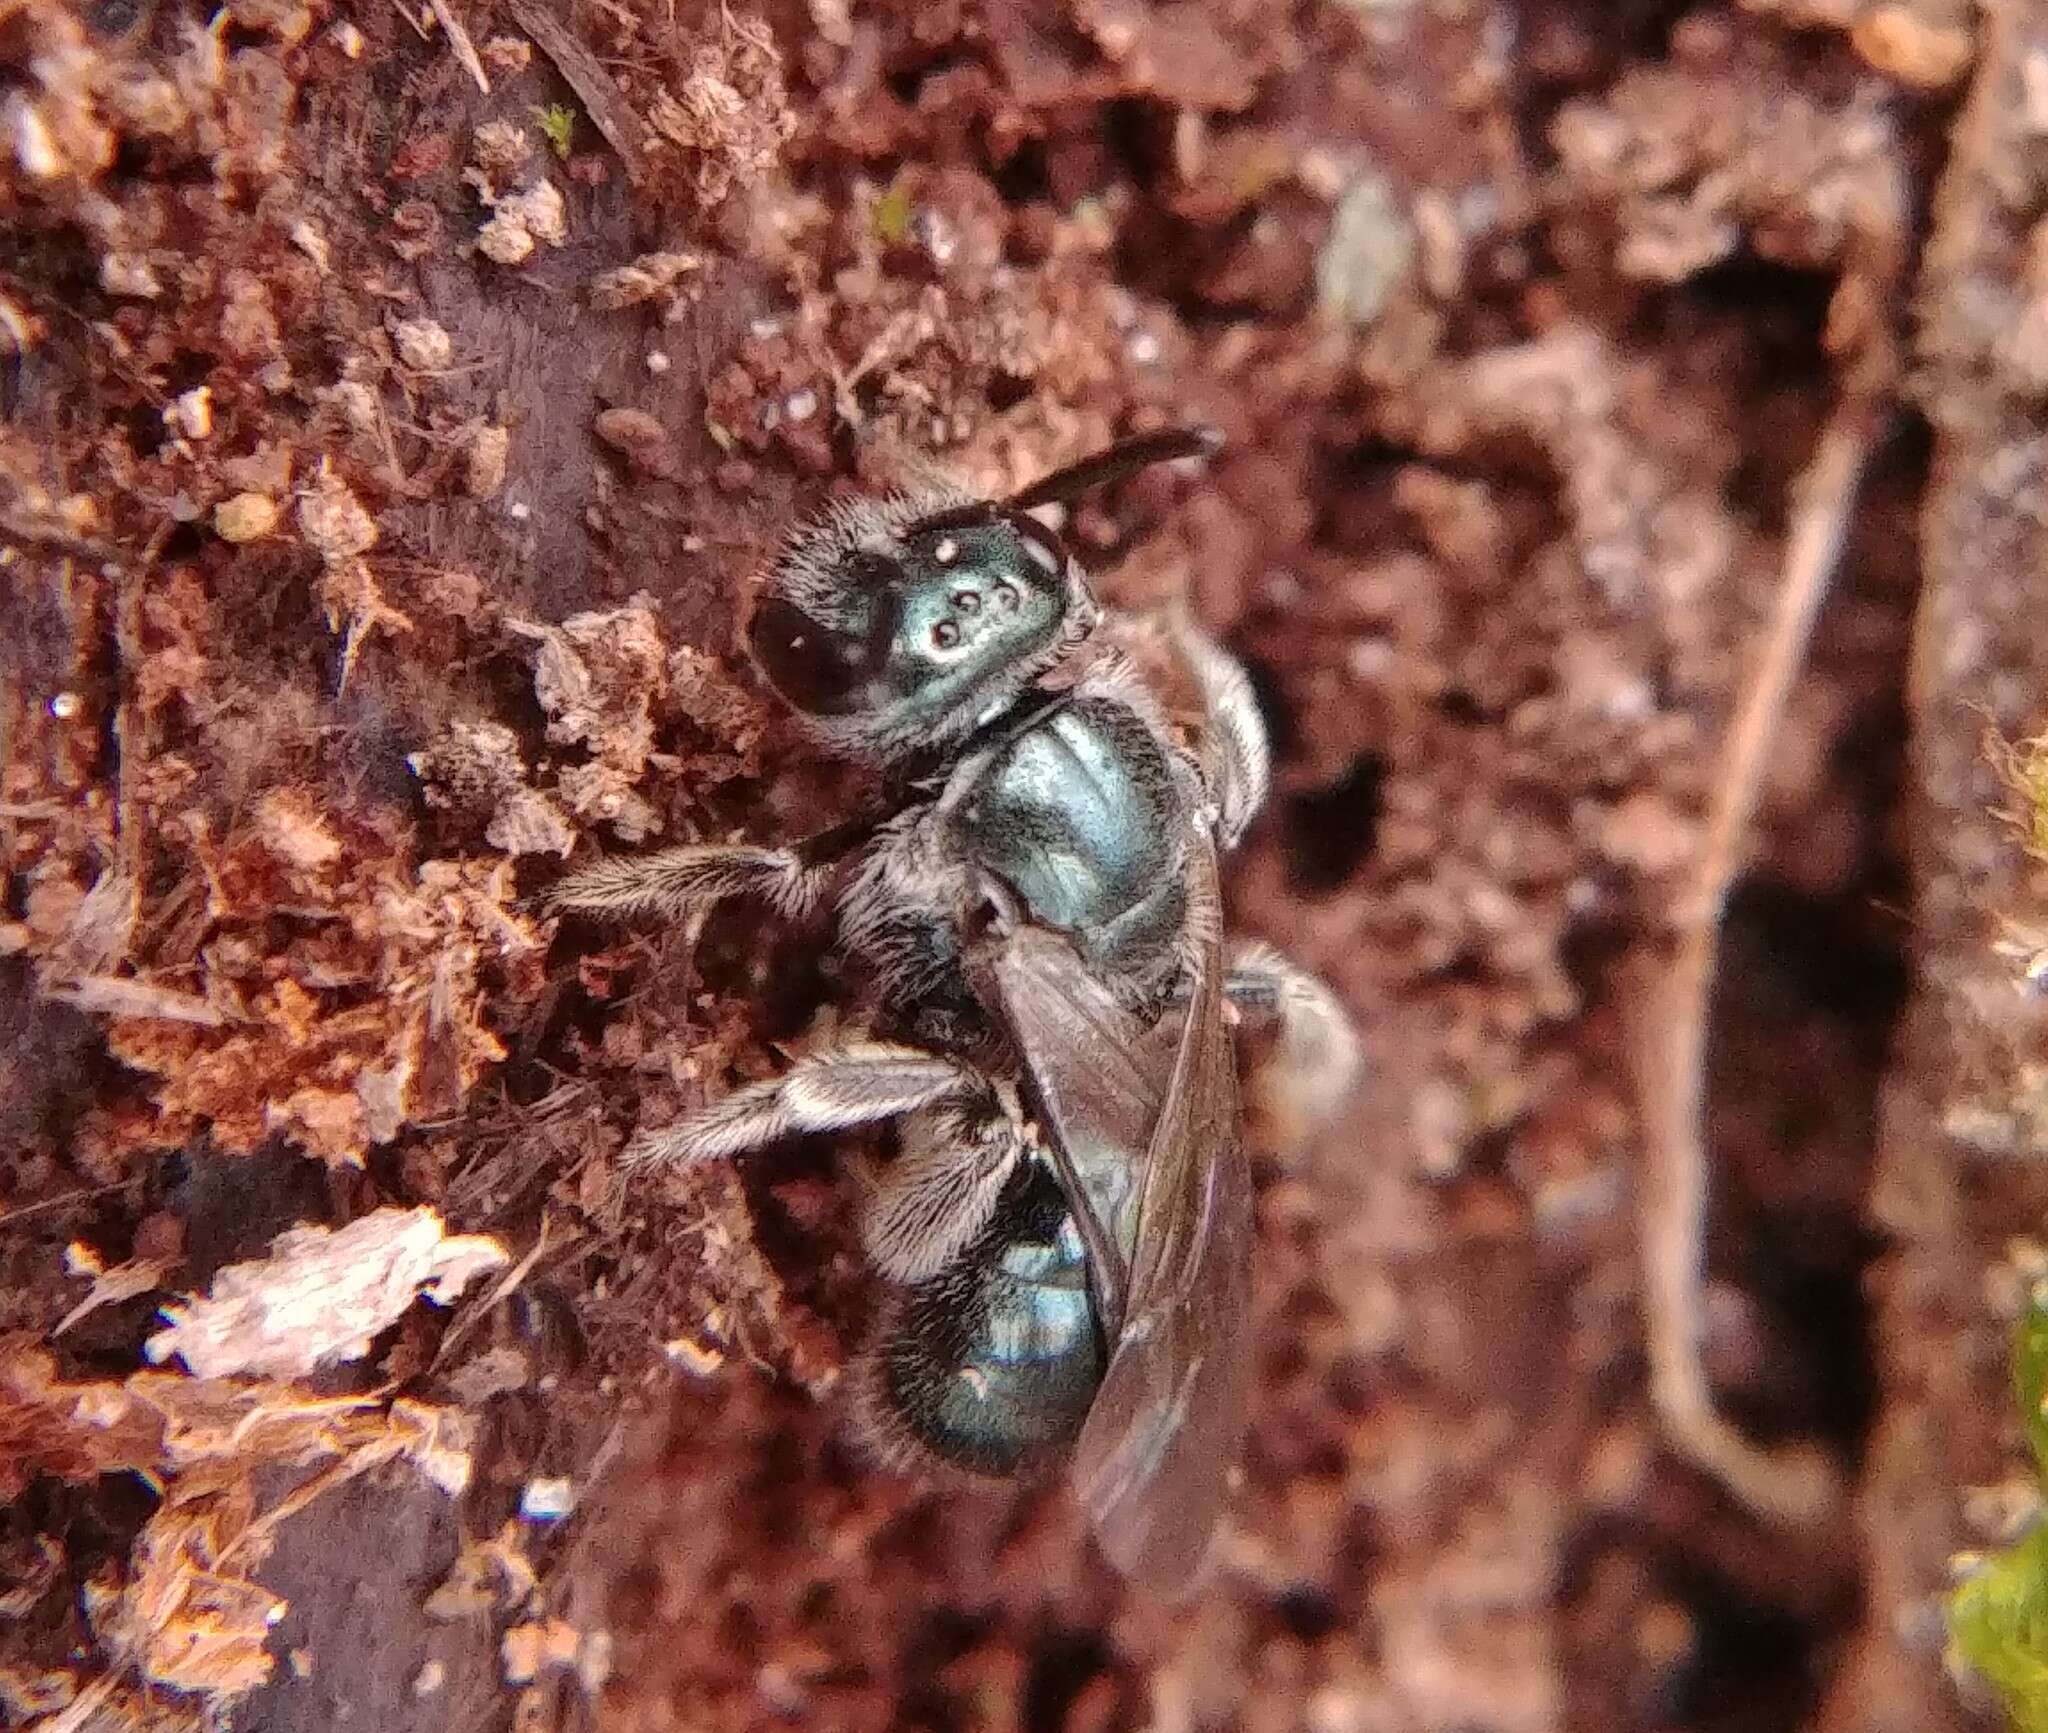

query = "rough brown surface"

[
  {"left": 1822, "top": 6, "right": 2048, "bottom": 1730},
  {"left": 0, "top": 1, "right": 2036, "bottom": 1730}
]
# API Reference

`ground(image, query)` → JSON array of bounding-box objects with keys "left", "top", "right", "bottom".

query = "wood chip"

[
  {"left": 590, "top": 251, "right": 701, "bottom": 311},
  {"left": 53, "top": 1258, "right": 173, "bottom": 1337},
  {"left": 145, "top": 1206, "right": 510, "bottom": 1380},
  {"left": 44, "top": 976, "right": 225, "bottom": 1026}
]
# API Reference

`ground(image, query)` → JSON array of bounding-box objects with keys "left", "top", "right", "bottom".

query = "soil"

[{"left": 1, "top": 1, "right": 2041, "bottom": 1731}]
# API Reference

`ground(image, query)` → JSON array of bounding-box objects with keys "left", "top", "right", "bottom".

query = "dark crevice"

[
  {"left": 1435, "top": 688, "right": 1492, "bottom": 727},
  {"left": 1697, "top": 404, "right": 1920, "bottom": 1474},
  {"left": 218, "top": 19, "right": 273, "bottom": 56},
  {"left": 1101, "top": 98, "right": 1165, "bottom": 184},
  {"left": 1560, "top": 1524, "right": 1856, "bottom": 1733},
  {"left": 1559, "top": 907, "right": 1635, "bottom": 1005},
  {"left": 1662, "top": 1558, "right": 1838, "bottom": 1733},
  {"left": 1272, "top": 1584, "right": 1344, "bottom": 1642},
  {"left": 1113, "top": 206, "right": 1259, "bottom": 324},
  {"left": 1709, "top": 873, "right": 1902, "bottom": 1459},
  {"left": 1021, "top": 1626, "right": 1115, "bottom": 1733},
  {"left": 0, "top": 960, "right": 99, "bottom": 1153},
  {"left": 157, "top": 522, "right": 204, "bottom": 564},
  {"left": 991, "top": 138, "right": 1051, "bottom": 206},
  {"left": 1234, "top": 651, "right": 1297, "bottom": 762},
  {"left": 1283, "top": 752, "right": 1387, "bottom": 895},
  {"left": 1721, "top": 876, "right": 1909, "bottom": 1052},
  {"left": 122, "top": 398, "right": 167, "bottom": 458},
  {"left": 898, "top": 1608, "right": 995, "bottom": 1733},
  {"left": 1632, "top": 258, "right": 1837, "bottom": 532},
  {"left": 885, "top": 52, "right": 976, "bottom": 109},
  {"left": 987, "top": 370, "right": 1033, "bottom": 412}
]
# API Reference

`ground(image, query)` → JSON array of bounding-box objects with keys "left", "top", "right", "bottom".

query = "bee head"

[
  {"left": 746, "top": 428, "right": 1221, "bottom": 762},
  {"left": 748, "top": 494, "right": 1094, "bottom": 760}
]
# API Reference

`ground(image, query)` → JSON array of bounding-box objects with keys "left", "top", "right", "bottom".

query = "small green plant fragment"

[
  {"left": 1949, "top": 1293, "right": 2048, "bottom": 1730},
  {"left": 535, "top": 103, "right": 576, "bottom": 160},
  {"left": 872, "top": 182, "right": 914, "bottom": 247},
  {"left": 1952, "top": 1524, "right": 2048, "bottom": 1732},
  {"left": 1993, "top": 728, "right": 2048, "bottom": 867},
  {"left": 2020, "top": 1295, "right": 2048, "bottom": 1479}
]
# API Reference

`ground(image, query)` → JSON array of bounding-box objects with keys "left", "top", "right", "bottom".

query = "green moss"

[
  {"left": 1952, "top": 1525, "right": 2048, "bottom": 1731},
  {"left": 2020, "top": 1298, "right": 2048, "bottom": 1478},
  {"left": 1949, "top": 1295, "right": 2048, "bottom": 1729},
  {"left": 535, "top": 103, "right": 576, "bottom": 160},
  {"left": 872, "top": 182, "right": 914, "bottom": 247}
]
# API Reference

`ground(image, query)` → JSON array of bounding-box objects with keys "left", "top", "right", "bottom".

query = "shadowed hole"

[
  {"left": 1022, "top": 1625, "right": 1114, "bottom": 1733},
  {"left": 1284, "top": 752, "right": 1386, "bottom": 894}
]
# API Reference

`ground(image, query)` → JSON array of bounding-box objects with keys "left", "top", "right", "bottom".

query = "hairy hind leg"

[
  {"left": 626, "top": 1042, "right": 993, "bottom": 1167},
  {"left": 548, "top": 804, "right": 912, "bottom": 926},
  {"left": 628, "top": 1039, "right": 1025, "bottom": 1287},
  {"left": 548, "top": 842, "right": 833, "bottom": 925},
  {"left": 1224, "top": 941, "right": 1361, "bottom": 1147},
  {"left": 859, "top": 1088, "right": 1031, "bottom": 1285},
  {"left": 1165, "top": 616, "right": 1271, "bottom": 851}
]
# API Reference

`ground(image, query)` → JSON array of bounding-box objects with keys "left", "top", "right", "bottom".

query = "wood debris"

[{"left": 145, "top": 1207, "right": 510, "bottom": 1380}]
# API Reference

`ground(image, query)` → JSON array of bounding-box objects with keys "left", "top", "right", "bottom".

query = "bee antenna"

[
  {"left": 896, "top": 426, "right": 1223, "bottom": 542},
  {"left": 1003, "top": 425, "right": 1223, "bottom": 516}
]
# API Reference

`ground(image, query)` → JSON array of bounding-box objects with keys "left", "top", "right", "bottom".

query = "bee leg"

[
  {"left": 549, "top": 803, "right": 909, "bottom": 925},
  {"left": 624, "top": 1043, "right": 995, "bottom": 1168},
  {"left": 859, "top": 1091, "right": 1027, "bottom": 1285},
  {"left": 547, "top": 842, "right": 836, "bottom": 925},
  {"left": 1164, "top": 616, "right": 1271, "bottom": 850},
  {"left": 1222, "top": 941, "right": 1361, "bottom": 1146},
  {"left": 838, "top": 811, "right": 987, "bottom": 1020}
]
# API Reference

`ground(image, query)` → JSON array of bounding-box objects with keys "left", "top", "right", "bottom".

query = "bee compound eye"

[{"left": 749, "top": 595, "right": 875, "bottom": 715}]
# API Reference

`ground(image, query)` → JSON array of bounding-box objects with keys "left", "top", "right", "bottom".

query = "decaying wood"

[{"left": 505, "top": 0, "right": 651, "bottom": 183}]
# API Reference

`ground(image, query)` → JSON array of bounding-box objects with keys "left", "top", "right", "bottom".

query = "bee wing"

[
  {"left": 990, "top": 921, "right": 1166, "bottom": 1346},
  {"left": 989, "top": 834, "right": 1252, "bottom": 1595},
  {"left": 1069, "top": 828, "right": 1252, "bottom": 1594},
  {"left": 992, "top": 927, "right": 1164, "bottom": 1164}
]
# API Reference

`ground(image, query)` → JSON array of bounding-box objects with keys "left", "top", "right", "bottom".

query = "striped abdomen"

[{"left": 867, "top": 1157, "right": 1104, "bottom": 1477}]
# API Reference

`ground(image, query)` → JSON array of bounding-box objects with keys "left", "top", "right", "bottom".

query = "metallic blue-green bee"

[{"left": 553, "top": 432, "right": 1357, "bottom": 1592}]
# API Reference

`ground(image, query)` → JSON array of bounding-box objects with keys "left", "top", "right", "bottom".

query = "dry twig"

[
  {"left": 506, "top": 0, "right": 651, "bottom": 183},
  {"left": 0, "top": 1177, "right": 140, "bottom": 1231},
  {"left": 1634, "top": 393, "right": 1887, "bottom": 1524},
  {"left": 43, "top": 975, "right": 224, "bottom": 1025},
  {"left": 424, "top": 0, "right": 492, "bottom": 95},
  {"left": 428, "top": 1214, "right": 563, "bottom": 1372}
]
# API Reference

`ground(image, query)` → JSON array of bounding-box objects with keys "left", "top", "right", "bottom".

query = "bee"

[{"left": 553, "top": 431, "right": 1358, "bottom": 1592}]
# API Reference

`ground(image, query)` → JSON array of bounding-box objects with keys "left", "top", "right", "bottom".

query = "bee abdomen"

[{"left": 861, "top": 1160, "right": 1103, "bottom": 1479}]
